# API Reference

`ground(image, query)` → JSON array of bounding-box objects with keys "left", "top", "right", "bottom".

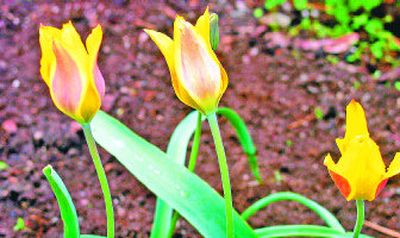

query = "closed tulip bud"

[
  {"left": 209, "top": 13, "right": 220, "bottom": 51},
  {"left": 144, "top": 7, "right": 228, "bottom": 115},
  {"left": 324, "top": 100, "right": 400, "bottom": 201},
  {"left": 39, "top": 22, "right": 105, "bottom": 123}
]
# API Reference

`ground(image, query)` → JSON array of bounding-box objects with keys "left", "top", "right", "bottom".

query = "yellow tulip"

[
  {"left": 39, "top": 21, "right": 105, "bottom": 123},
  {"left": 144, "top": 8, "right": 228, "bottom": 115},
  {"left": 324, "top": 100, "right": 400, "bottom": 201}
]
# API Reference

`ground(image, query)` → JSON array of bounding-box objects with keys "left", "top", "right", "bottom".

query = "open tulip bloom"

[
  {"left": 324, "top": 100, "right": 400, "bottom": 237},
  {"left": 36, "top": 9, "right": 399, "bottom": 238}
]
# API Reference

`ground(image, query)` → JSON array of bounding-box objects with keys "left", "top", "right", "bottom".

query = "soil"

[{"left": 0, "top": 1, "right": 399, "bottom": 238}]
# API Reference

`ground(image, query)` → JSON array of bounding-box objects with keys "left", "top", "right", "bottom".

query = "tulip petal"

[
  {"left": 324, "top": 154, "right": 352, "bottom": 200},
  {"left": 375, "top": 179, "right": 388, "bottom": 198},
  {"left": 60, "top": 22, "right": 87, "bottom": 59},
  {"left": 385, "top": 152, "right": 400, "bottom": 178},
  {"left": 51, "top": 41, "right": 83, "bottom": 121},
  {"left": 345, "top": 100, "right": 369, "bottom": 139},
  {"left": 174, "top": 17, "right": 222, "bottom": 114},
  {"left": 86, "top": 25, "right": 105, "bottom": 100},
  {"left": 39, "top": 25, "right": 61, "bottom": 85},
  {"left": 195, "top": 7, "right": 210, "bottom": 45}
]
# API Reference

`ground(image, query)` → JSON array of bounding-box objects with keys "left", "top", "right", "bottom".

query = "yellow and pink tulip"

[
  {"left": 144, "top": 8, "right": 228, "bottom": 115},
  {"left": 39, "top": 21, "right": 105, "bottom": 123}
]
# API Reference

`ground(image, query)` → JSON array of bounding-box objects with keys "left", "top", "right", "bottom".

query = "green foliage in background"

[{"left": 255, "top": 0, "right": 400, "bottom": 67}]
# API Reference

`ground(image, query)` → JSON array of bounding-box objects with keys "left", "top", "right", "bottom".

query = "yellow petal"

[
  {"left": 324, "top": 153, "right": 352, "bottom": 200},
  {"left": 194, "top": 7, "right": 210, "bottom": 45},
  {"left": 345, "top": 100, "right": 369, "bottom": 139},
  {"left": 334, "top": 137, "right": 386, "bottom": 201},
  {"left": 144, "top": 29, "right": 174, "bottom": 71},
  {"left": 385, "top": 152, "right": 400, "bottom": 178},
  {"left": 86, "top": 24, "right": 103, "bottom": 58},
  {"left": 174, "top": 16, "right": 222, "bottom": 114},
  {"left": 39, "top": 25, "right": 61, "bottom": 85}
]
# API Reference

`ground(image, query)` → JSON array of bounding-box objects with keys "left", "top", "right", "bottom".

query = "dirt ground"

[{"left": 0, "top": 1, "right": 399, "bottom": 238}]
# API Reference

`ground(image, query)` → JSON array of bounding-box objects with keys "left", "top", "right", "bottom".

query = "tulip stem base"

[
  {"left": 207, "top": 112, "right": 234, "bottom": 238},
  {"left": 82, "top": 123, "right": 115, "bottom": 238},
  {"left": 353, "top": 200, "right": 365, "bottom": 238},
  {"left": 168, "top": 111, "right": 203, "bottom": 237}
]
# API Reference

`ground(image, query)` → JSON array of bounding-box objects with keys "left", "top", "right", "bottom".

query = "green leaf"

[
  {"left": 253, "top": 8, "right": 264, "bottom": 19},
  {"left": 294, "top": 0, "right": 307, "bottom": 10},
  {"left": 42, "top": 165, "right": 80, "bottom": 238},
  {"left": 217, "top": 107, "right": 262, "bottom": 182},
  {"left": 314, "top": 107, "right": 324, "bottom": 120},
  {"left": 394, "top": 81, "right": 400, "bottom": 91},
  {"left": 13, "top": 217, "right": 25, "bottom": 231},
  {"left": 91, "top": 111, "right": 256, "bottom": 238},
  {"left": 241, "top": 192, "right": 345, "bottom": 232},
  {"left": 151, "top": 111, "right": 202, "bottom": 237},
  {"left": 0, "top": 160, "right": 9, "bottom": 170},
  {"left": 264, "top": 0, "right": 285, "bottom": 10}
]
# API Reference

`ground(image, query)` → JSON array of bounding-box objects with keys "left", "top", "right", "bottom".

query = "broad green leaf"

[
  {"left": 151, "top": 111, "right": 202, "bottom": 237},
  {"left": 42, "top": 165, "right": 80, "bottom": 238},
  {"left": 91, "top": 111, "right": 257, "bottom": 238},
  {"left": 217, "top": 107, "right": 262, "bottom": 182},
  {"left": 241, "top": 192, "right": 345, "bottom": 232}
]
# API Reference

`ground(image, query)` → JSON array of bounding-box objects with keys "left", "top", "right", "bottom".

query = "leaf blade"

[
  {"left": 91, "top": 111, "right": 256, "bottom": 238},
  {"left": 42, "top": 165, "right": 80, "bottom": 238}
]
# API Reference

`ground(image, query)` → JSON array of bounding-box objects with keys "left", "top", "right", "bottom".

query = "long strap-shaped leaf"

[
  {"left": 217, "top": 107, "right": 261, "bottom": 182},
  {"left": 241, "top": 192, "right": 345, "bottom": 232},
  {"left": 91, "top": 111, "right": 257, "bottom": 238},
  {"left": 42, "top": 165, "right": 80, "bottom": 238},
  {"left": 151, "top": 111, "right": 202, "bottom": 237},
  {"left": 152, "top": 108, "right": 262, "bottom": 236}
]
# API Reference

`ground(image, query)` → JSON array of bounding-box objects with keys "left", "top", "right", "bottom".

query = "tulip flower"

[
  {"left": 144, "top": 8, "right": 228, "bottom": 115},
  {"left": 324, "top": 100, "right": 400, "bottom": 201},
  {"left": 39, "top": 21, "right": 105, "bottom": 123}
]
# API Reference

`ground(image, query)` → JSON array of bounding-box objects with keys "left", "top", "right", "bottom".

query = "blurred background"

[{"left": 0, "top": 0, "right": 399, "bottom": 237}]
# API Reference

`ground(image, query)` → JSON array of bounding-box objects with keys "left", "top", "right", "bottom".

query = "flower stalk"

[
  {"left": 207, "top": 112, "right": 234, "bottom": 238},
  {"left": 82, "top": 123, "right": 115, "bottom": 238},
  {"left": 352, "top": 200, "right": 365, "bottom": 238}
]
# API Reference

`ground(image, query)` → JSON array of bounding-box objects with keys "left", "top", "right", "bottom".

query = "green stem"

[
  {"left": 82, "top": 123, "right": 115, "bottom": 238},
  {"left": 241, "top": 192, "right": 345, "bottom": 232},
  {"left": 188, "top": 111, "right": 202, "bottom": 171},
  {"left": 207, "top": 112, "right": 234, "bottom": 238},
  {"left": 167, "top": 111, "right": 202, "bottom": 238},
  {"left": 353, "top": 200, "right": 365, "bottom": 238}
]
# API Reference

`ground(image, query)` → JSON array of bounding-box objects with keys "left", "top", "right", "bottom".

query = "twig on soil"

[
  {"left": 288, "top": 114, "right": 316, "bottom": 129},
  {"left": 364, "top": 220, "right": 400, "bottom": 238}
]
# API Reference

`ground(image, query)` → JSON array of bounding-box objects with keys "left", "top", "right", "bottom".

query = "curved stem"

[
  {"left": 255, "top": 225, "right": 345, "bottom": 237},
  {"left": 353, "top": 200, "right": 365, "bottom": 238},
  {"left": 167, "top": 111, "right": 203, "bottom": 237},
  {"left": 241, "top": 192, "right": 345, "bottom": 232},
  {"left": 207, "top": 112, "right": 234, "bottom": 238},
  {"left": 82, "top": 123, "right": 115, "bottom": 238}
]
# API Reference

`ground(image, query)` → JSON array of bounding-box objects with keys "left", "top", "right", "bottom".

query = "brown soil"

[{"left": 0, "top": 1, "right": 399, "bottom": 238}]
